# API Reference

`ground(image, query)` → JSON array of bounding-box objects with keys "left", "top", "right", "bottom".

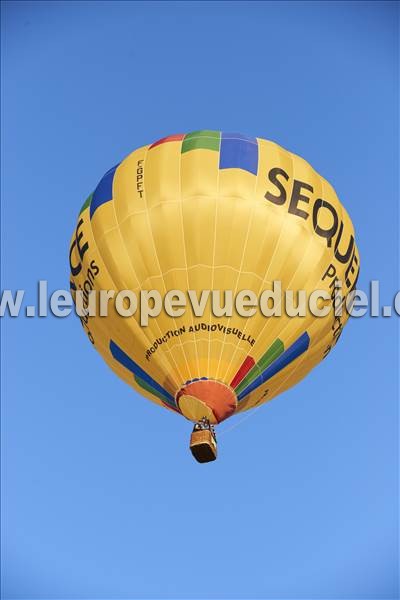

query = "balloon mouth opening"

[{"left": 176, "top": 379, "right": 237, "bottom": 424}]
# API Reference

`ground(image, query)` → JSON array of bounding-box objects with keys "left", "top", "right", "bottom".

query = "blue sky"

[{"left": 1, "top": 1, "right": 398, "bottom": 598}]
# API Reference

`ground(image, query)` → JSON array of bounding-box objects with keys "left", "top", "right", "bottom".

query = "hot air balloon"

[{"left": 69, "top": 131, "right": 359, "bottom": 462}]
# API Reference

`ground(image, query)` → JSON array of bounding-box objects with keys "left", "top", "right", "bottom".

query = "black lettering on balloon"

[
  {"left": 334, "top": 221, "right": 354, "bottom": 264},
  {"left": 90, "top": 260, "right": 99, "bottom": 276},
  {"left": 265, "top": 168, "right": 289, "bottom": 205},
  {"left": 289, "top": 180, "right": 313, "bottom": 219},
  {"left": 69, "top": 218, "right": 89, "bottom": 276},
  {"left": 312, "top": 199, "right": 338, "bottom": 248}
]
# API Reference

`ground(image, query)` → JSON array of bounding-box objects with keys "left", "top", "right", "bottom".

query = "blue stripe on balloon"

[
  {"left": 238, "top": 332, "right": 310, "bottom": 401},
  {"left": 219, "top": 132, "right": 258, "bottom": 175},
  {"left": 90, "top": 164, "right": 120, "bottom": 218},
  {"left": 109, "top": 340, "right": 176, "bottom": 408}
]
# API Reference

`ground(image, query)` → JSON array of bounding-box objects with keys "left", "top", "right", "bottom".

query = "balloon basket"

[{"left": 190, "top": 419, "right": 217, "bottom": 463}]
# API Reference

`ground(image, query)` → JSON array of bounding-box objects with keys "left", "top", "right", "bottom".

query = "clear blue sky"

[{"left": 1, "top": 1, "right": 398, "bottom": 598}]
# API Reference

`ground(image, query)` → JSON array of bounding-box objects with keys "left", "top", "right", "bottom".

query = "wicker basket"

[{"left": 190, "top": 429, "right": 217, "bottom": 463}]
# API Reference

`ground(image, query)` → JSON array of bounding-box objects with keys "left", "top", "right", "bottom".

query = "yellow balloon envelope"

[{"left": 69, "top": 131, "right": 360, "bottom": 444}]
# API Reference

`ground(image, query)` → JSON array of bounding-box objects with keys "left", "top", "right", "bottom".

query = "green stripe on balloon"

[
  {"left": 133, "top": 375, "right": 169, "bottom": 404},
  {"left": 235, "top": 339, "right": 284, "bottom": 395},
  {"left": 181, "top": 130, "right": 221, "bottom": 153},
  {"left": 79, "top": 193, "right": 93, "bottom": 215},
  {"left": 134, "top": 375, "right": 178, "bottom": 410}
]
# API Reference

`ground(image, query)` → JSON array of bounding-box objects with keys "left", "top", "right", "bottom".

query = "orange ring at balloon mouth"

[{"left": 176, "top": 379, "right": 237, "bottom": 424}]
